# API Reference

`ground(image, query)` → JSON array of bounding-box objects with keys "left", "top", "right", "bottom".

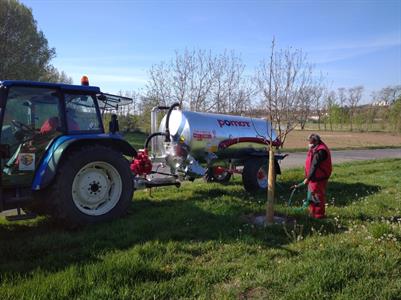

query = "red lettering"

[{"left": 217, "top": 119, "right": 251, "bottom": 128}]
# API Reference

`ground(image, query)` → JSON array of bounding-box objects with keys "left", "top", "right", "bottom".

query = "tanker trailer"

[{"left": 131, "top": 103, "right": 285, "bottom": 193}]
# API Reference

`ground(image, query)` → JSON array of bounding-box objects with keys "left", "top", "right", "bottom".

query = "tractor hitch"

[{"left": 134, "top": 177, "right": 181, "bottom": 190}]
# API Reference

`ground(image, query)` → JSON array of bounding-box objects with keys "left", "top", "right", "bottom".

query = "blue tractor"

[{"left": 0, "top": 79, "right": 137, "bottom": 225}]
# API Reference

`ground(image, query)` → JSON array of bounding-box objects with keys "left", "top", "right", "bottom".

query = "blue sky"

[{"left": 23, "top": 0, "right": 401, "bottom": 101}]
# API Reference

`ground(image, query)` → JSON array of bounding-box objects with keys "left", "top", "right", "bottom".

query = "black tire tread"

[
  {"left": 242, "top": 157, "right": 268, "bottom": 193},
  {"left": 48, "top": 145, "right": 133, "bottom": 227}
]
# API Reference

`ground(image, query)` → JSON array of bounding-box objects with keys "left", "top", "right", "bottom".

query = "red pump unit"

[{"left": 131, "top": 149, "right": 152, "bottom": 176}]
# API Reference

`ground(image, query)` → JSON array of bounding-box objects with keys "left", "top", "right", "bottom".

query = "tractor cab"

[
  {"left": 0, "top": 82, "right": 103, "bottom": 188},
  {"left": 0, "top": 80, "right": 135, "bottom": 223}
]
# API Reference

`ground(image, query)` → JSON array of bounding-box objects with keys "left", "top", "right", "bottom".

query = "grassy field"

[
  {"left": 0, "top": 159, "right": 401, "bottom": 299},
  {"left": 121, "top": 130, "right": 401, "bottom": 153},
  {"left": 122, "top": 132, "right": 147, "bottom": 150}
]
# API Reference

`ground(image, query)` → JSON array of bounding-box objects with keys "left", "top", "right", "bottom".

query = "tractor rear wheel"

[
  {"left": 49, "top": 145, "right": 133, "bottom": 226},
  {"left": 242, "top": 158, "right": 268, "bottom": 193}
]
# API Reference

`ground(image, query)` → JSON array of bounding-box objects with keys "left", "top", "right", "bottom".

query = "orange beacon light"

[{"left": 81, "top": 75, "right": 89, "bottom": 86}]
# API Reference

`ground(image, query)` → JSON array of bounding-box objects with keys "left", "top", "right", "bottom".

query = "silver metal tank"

[{"left": 157, "top": 110, "right": 277, "bottom": 161}]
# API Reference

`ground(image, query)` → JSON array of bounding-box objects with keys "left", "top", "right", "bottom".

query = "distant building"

[{"left": 372, "top": 100, "right": 390, "bottom": 107}]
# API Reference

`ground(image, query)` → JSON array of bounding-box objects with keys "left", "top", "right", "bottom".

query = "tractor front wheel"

[{"left": 49, "top": 145, "right": 133, "bottom": 226}]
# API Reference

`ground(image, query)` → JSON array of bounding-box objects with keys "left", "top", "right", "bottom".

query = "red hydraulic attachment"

[{"left": 131, "top": 149, "right": 152, "bottom": 176}]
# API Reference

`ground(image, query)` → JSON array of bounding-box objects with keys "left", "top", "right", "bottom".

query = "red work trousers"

[{"left": 308, "top": 180, "right": 328, "bottom": 219}]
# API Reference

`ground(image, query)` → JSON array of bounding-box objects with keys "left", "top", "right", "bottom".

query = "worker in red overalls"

[{"left": 304, "top": 134, "right": 332, "bottom": 219}]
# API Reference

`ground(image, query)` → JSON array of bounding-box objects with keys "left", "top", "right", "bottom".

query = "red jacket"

[{"left": 305, "top": 142, "right": 332, "bottom": 181}]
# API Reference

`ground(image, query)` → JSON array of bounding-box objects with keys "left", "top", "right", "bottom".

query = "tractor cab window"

[
  {"left": 64, "top": 93, "right": 101, "bottom": 132},
  {"left": 0, "top": 86, "right": 61, "bottom": 184},
  {"left": 1, "top": 87, "right": 61, "bottom": 150}
]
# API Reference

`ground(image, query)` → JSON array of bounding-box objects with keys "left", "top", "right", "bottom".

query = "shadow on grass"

[
  {"left": 275, "top": 180, "right": 381, "bottom": 207},
  {"left": 0, "top": 180, "right": 381, "bottom": 279}
]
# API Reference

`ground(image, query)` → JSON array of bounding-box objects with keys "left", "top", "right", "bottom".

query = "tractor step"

[{"left": 5, "top": 208, "right": 36, "bottom": 221}]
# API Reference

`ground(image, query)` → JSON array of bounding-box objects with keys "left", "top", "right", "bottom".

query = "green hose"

[
  {"left": 287, "top": 181, "right": 305, "bottom": 206},
  {"left": 287, "top": 182, "right": 319, "bottom": 211}
]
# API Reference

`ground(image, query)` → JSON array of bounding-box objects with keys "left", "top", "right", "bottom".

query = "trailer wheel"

[
  {"left": 242, "top": 158, "right": 268, "bottom": 193},
  {"left": 49, "top": 145, "right": 133, "bottom": 226},
  {"left": 205, "top": 166, "right": 232, "bottom": 184}
]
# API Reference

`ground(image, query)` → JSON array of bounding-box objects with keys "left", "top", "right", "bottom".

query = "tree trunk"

[
  {"left": 350, "top": 111, "right": 353, "bottom": 131},
  {"left": 266, "top": 146, "right": 275, "bottom": 224}
]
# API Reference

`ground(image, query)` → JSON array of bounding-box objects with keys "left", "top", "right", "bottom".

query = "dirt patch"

[
  {"left": 242, "top": 212, "right": 297, "bottom": 226},
  {"left": 283, "top": 130, "right": 401, "bottom": 150}
]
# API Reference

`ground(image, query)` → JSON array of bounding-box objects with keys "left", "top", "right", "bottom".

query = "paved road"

[{"left": 280, "top": 148, "right": 401, "bottom": 169}]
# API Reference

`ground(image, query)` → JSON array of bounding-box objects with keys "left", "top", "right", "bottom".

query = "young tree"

[
  {"left": 325, "top": 90, "right": 337, "bottom": 131},
  {"left": 337, "top": 88, "right": 347, "bottom": 129},
  {"left": 211, "top": 51, "right": 252, "bottom": 113},
  {"left": 145, "top": 49, "right": 250, "bottom": 113},
  {"left": 312, "top": 84, "right": 325, "bottom": 130},
  {"left": 364, "top": 98, "right": 377, "bottom": 132},
  {"left": 256, "top": 39, "right": 316, "bottom": 224},
  {"left": 371, "top": 85, "right": 401, "bottom": 130},
  {"left": 372, "top": 85, "right": 401, "bottom": 105},
  {"left": 186, "top": 50, "right": 215, "bottom": 111},
  {"left": 297, "top": 86, "right": 314, "bottom": 130},
  {"left": 146, "top": 62, "right": 173, "bottom": 107},
  {"left": 328, "top": 103, "right": 343, "bottom": 128},
  {"left": 389, "top": 96, "right": 401, "bottom": 133},
  {"left": 256, "top": 42, "right": 314, "bottom": 147},
  {"left": 347, "top": 86, "right": 364, "bottom": 131}
]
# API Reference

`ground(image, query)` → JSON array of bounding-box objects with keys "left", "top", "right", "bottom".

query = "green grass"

[
  {"left": 1, "top": 159, "right": 401, "bottom": 299},
  {"left": 122, "top": 132, "right": 147, "bottom": 150}
]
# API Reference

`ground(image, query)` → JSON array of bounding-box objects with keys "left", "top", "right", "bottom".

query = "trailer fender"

[{"left": 32, "top": 134, "right": 136, "bottom": 190}]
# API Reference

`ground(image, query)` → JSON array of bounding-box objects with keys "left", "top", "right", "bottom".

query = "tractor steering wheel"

[
  {"left": 11, "top": 120, "right": 35, "bottom": 132},
  {"left": 11, "top": 120, "right": 38, "bottom": 141}
]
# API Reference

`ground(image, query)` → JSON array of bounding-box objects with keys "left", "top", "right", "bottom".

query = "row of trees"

[
  {"left": 113, "top": 46, "right": 400, "bottom": 136},
  {"left": 144, "top": 49, "right": 253, "bottom": 114},
  {"left": 0, "top": 0, "right": 71, "bottom": 83},
  {"left": 116, "top": 41, "right": 326, "bottom": 137},
  {"left": 317, "top": 85, "right": 401, "bottom": 132}
]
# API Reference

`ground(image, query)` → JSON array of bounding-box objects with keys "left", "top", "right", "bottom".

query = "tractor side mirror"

[{"left": 0, "top": 144, "right": 10, "bottom": 159}]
